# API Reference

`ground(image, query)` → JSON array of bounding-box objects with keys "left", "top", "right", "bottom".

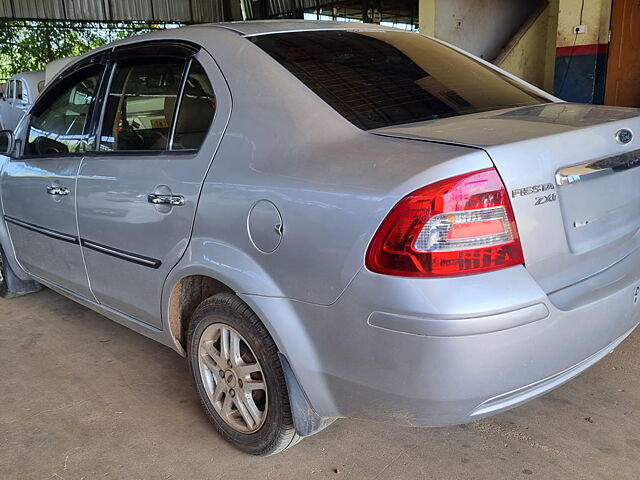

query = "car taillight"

[{"left": 365, "top": 168, "right": 524, "bottom": 277}]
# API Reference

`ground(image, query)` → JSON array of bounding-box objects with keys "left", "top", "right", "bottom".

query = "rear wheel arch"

[
  {"left": 165, "top": 270, "right": 290, "bottom": 358},
  {"left": 162, "top": 240, "right": 287, "bottom": 354},
  {"left": 167, "top": 274, "right": 233, "bottom": 354},
  {"left": 165, "top": 268, "right": 289, "bottom": 356}
]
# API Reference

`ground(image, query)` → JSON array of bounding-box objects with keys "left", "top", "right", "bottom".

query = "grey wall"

[{"left": 434, "top": 0, "right": 543, "bottom": 60}]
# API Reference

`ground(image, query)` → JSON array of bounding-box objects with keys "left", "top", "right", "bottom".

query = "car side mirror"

[{"left": 0, "top": 130, "right": 14, "bottom": 156}]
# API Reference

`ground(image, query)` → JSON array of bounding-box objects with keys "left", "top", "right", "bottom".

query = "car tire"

[{"left": 187, "top": 292, "right": 301, "bottom": 455}]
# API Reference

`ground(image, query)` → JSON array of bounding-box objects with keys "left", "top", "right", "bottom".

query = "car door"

[
  {"left": 4, "top": 79, "right": 28, "bottom": 131},
  {"left": 1, "top": 58, "right": 106, "bottom": 298},
  {"left": 2, "top": 79, "right": 17, "bottom": 130},
  {"left": 76, "top": 42, "right": 231, "bottom": 328},
  {"left": 12, "top": 79, "right": 29, "bottom": 128},
  {"left": 0, "top": 80, "right": 10, "bottom": 129}
]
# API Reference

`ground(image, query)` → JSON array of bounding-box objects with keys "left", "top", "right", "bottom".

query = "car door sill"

[{"left": 30, "top": 272, "right": 167, "bottom": 337}]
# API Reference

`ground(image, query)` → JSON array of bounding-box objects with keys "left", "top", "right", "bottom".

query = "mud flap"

[
  {"left": 278, "top": 352, "right": 335, "bottom": 437},
  {"left": 1, "top": 249, "right": 42, "bottom": 297}
]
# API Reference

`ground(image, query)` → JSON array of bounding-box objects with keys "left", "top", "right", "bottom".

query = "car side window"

[
  {"left": 172, "top": 60, "right": 216, "bottom": 150},
  {"left": 25, "top": 68, "right": 102, "bottom": 156},
  {"left": 7, "top": 80, "right": 14, "bottom": 100},
  {"left": 15, "top": 81, "right": 23, "bottom": 101},
  {"left": 99, "top": 59, "right": 186, "bottom": 152}
]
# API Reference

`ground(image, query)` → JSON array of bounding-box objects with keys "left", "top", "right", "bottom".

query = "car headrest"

[{"left": 164, "top": 94, "right": 214, "bottom": 134}]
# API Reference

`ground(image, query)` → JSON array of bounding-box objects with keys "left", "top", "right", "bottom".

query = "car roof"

[
  {"left": 61, "top": 20, "right": 407, "bottom": 73},
  {"left": 201, "top": 19, "right": 401, "bottom": 36}
]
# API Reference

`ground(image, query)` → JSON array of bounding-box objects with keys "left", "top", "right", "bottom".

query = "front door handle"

[
  {"left": 147, "top": 193, "right": 185, "bottom": 206},
  {"left": 47, "top": 186, "right": 70, "bottom": 196}
]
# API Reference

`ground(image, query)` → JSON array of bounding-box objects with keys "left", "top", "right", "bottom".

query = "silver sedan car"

[{"left": 0, "top": 21, "right": 638, "bottom": 455}]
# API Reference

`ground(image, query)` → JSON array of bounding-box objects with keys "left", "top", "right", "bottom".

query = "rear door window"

[
  {"left": 99, "top": 60, "right": 186, "bottom": 152},
  {"left": 171, "top": 60, "right": 216, "bottom": 150},
  {"left": 253, "top": 31, "right": 546, "bottom": 130}
]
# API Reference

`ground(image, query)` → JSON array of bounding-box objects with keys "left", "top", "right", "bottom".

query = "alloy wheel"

[{"left": 197, "top": 323, "right": 268, "bottom": 433}]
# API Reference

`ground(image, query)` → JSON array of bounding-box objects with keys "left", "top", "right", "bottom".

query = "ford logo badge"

[{"left": 615, "top": 129, "right": 633, "bottom": 145}]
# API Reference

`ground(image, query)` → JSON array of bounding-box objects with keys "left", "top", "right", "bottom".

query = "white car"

[
  {"left": 0, "top": 71, "right": 45, "bottom": 131},
  {"left": 45, "top": 56, "right": 79, "bottom": 85}
]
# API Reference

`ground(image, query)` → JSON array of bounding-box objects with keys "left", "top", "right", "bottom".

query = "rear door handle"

[
  {"left": 147, "top": 193, "right": 185, "bottom": 206},
  {"left": 47, "top": 186, "right": 70, "bottom": 196}
]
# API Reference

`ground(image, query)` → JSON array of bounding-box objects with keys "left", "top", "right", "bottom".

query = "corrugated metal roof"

[
  {"left": 65, "top": 0, "right": 108, "bottom": 21},
  {"left": 0, "top": 0, "right": 225, "bottom": 22},
  {"left": 191, "top": 0, "right": 225, "bottom": 23},
  {"left": 0, "top": 0, "right": 337, "bottom": 22},
  {"left": 0, "top": 0, "right": 12, "bottom": 17},
  {"left": 12, "top": 0, "right": 67, "bottom": 20},
  {"left": 152, "top": 0, "right": 192, "bottom": 22},
  {"left": 108, "top": 0, "right": 153, "bottom": 22}
]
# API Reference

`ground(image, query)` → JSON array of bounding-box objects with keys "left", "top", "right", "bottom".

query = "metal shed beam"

[
  {"left": 0, "top": 0, "right": 415, "bottom": 23},
  {"left": 0, "top": 0, "right": 228, "bottom": 23}
]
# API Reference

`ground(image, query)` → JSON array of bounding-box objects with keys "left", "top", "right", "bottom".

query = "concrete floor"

[{"left": 1, "top": 289, "right": 639, "bottom": 479}]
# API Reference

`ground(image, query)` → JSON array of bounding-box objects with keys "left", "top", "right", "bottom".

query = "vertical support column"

[{"left": 418, "top": 0, "right": 436, "bottom": 35}]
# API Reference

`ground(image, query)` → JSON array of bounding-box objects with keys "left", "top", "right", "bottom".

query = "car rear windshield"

[{"left": 252, "top": 30, "right": 547, "bottom": 130}]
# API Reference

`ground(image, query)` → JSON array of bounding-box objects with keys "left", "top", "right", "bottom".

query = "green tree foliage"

[{"left": 0, "top": 21, "right": 172, "bottom": 78}]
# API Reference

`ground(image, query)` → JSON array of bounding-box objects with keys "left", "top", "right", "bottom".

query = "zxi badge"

[{"left": 615, "top": 129, "right": 633, "bottom": 145}]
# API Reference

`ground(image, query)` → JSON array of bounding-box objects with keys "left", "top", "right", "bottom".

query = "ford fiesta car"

[{"left": 0, "top": 21, "right": 638, "bottom": 456}]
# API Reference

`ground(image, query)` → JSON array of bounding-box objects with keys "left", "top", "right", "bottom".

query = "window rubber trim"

[
  {"left": 168, "top": 57, "right": 193, "bottom": 151},
  {"left": 94, "top": 46, "right": 204, "bottom": 155}
]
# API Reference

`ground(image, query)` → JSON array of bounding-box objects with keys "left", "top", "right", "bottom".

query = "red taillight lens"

[{"left": 365, "top": 168, "right": 524, "bottom": 277}]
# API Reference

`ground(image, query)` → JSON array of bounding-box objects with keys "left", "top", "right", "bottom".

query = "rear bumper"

[
  {"left": 468, "top": 326, "right": 634, "bottom": 418},
  {"left": 243, "top": 253, "right": 640, "bottom": 427}
]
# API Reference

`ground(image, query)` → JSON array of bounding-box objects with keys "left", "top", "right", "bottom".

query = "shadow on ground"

[{"left": 1, "top": 289, "right": 639, "bottom": 479}]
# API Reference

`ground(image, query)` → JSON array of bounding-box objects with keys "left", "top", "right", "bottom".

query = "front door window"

[{"left": 26, "top": 69, "right": 101, "bottom": 155}]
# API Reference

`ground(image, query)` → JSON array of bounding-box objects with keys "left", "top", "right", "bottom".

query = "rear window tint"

[{"left": 253, "top": 31, "right": 546, "bottom": 130}]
